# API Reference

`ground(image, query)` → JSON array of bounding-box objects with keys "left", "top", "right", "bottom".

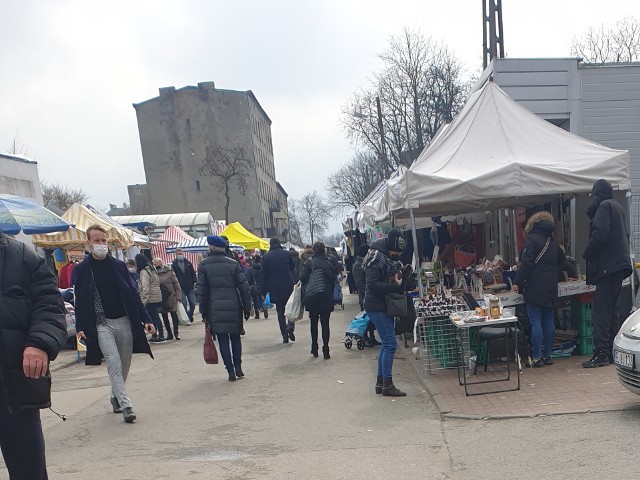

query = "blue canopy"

[{"left": 0, "top": 194, "right": 72, "bottom": 235}]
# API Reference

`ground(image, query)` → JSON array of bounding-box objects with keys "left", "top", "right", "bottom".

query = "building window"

[{"left": 196, "top": 180, "right": 201, "bottom": 191}]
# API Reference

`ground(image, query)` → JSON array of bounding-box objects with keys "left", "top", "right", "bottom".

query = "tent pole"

[
  {"left": 498, "top": 209, "right": 505, "bottom": 259},
  {"left": 409, "top": 208, "right": 423, "bottom": 297},
  {"left": 627, "top": 191, "right": 636, "bottom": 311},
  {"left": 511, "top": 208, "right": 518, "bottom": 265}
]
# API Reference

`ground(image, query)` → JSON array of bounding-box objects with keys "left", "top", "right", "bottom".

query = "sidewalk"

[{"left": 404, "top": 346, "right": 640, "bottom": 419}]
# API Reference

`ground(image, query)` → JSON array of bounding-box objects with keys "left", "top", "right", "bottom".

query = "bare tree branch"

[
  {"left": 292, "top": 191, "right": 330, "bottom": 244},
  {"left": 41, "top": 182, "right": 88, "bottom": 211},
  {"left": 571, "top": 16, "right": 640, "bottom": 63},
  {"left": 199, "top": 145, "right": 252, "bottom": 224},
  {"left": 6, "top": 131, "right": 28, "bottom": 156},
  {"left": 325, "top": 151, "right": 386, "bottom": 212}
]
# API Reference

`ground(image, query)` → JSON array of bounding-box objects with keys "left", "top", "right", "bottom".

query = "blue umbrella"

[{"left": 0, "top": 194, "right": 72, "bottom": 235}]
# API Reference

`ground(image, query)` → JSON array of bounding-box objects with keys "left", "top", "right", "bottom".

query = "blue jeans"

[
  {"left": 181, "top": 289, "right": 197, "bottom": 321},
  {"left": 146, "top": 302, "right": 164, "bottom": 338},
  {"left": 527, "top": 304, "right": 555, "bottom": 360},
  {"left": 368, "top": 311, "right": 397, "bottom": 379},
  {"left": 252, "top": 295, "right": 263, "bottom": 314},
  {"left": 217, "top": 333, "right": 242, "bottom": 373}
]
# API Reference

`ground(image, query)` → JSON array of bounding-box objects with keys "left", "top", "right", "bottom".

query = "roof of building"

[
  {"left": 111, "top": 212, "right": 215, "bottom": 229},
  {"left": 276, "top": 182, "right": 288, "bottom": 197},
  {"left": 133, "top": 83, "right": 272, "bottom": 124},
  {"left": 0, "top": 153, "right": 37, "bottom": 165}
]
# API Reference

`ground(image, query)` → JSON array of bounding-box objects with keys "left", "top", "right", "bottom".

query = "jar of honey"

[{"left": 489, "top": 297, "right": 501, "bottom": 319}]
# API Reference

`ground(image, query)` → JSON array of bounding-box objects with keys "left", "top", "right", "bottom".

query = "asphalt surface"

[{"left": 3, "top": 292, "right": 639, "bottom": 479}]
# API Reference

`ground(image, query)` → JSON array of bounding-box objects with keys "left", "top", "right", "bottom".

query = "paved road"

[{"left": 3, "top": 292, "right": 639, "bottom": 479}]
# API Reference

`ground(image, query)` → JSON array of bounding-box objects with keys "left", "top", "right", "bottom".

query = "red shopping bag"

[{"left": 203, "top": 325, "right": 218, "bottom": 364}]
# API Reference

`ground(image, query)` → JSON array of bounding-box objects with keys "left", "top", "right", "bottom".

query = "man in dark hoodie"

[
  {"left": 582, "top": 179, "right": 632, "bottom": 368},
  {"left": 262, "top": 238, "right": 296, "bottom": 343}
]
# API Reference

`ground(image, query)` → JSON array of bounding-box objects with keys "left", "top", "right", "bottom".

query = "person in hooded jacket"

[
  {"left": 299, "top": 242, "right": 337, "bottom": 359},
  {"left": 0, "top": 231, "right": 67, "bottom": 480},
  {"left": 299, "top": 245, "right": 314, "bottom": 272},
  {"left": 136, "top": 254, "right": 165, "bottom": 343},
  {"left": 582, "top": 179, "right": 632, "bottom": 368},
  {"left": 364, "top": 229, "right": 408, "bottom": 397},
  {"left": 248, "top": 255, "right": 268, "bottom": 319},
  {"left": 513, "top": 211, "right": 565, "bottom": 367},
  {"left": 197, "top": 236, "right": 252, "bottom": 381},
  {"left": 152, "top": 258, "right": 182, "bottom": 340},
  {"left": 261, "top": 238, "right": 296, "bottom": 343}
]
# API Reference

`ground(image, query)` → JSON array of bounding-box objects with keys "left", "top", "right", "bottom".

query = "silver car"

[{"left": 613, "top": 309, "right": 640, "bottom": 394}]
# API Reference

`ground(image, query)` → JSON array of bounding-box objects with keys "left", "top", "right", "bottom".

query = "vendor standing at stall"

[
  {"left": 582, "top": 179, "right": 632, "bottom": 368},
  {"left": 513, "top": 211, "right": 565, "bottom": 368}
]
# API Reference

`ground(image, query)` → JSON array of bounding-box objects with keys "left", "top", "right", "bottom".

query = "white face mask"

[
  {"left": 128, "top": 267, "right": 136, "bottom": 273},
  {"left": 92, "top": 244, "right": 109, "bottom": 259}
]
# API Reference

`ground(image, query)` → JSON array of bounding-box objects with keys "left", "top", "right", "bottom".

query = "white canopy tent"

[{"left": 389, "top": 81, "right": 630, "bottom": 217}]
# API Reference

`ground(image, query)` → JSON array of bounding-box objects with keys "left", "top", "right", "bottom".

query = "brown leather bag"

[{"left": 203, "top": 325, "right": 218, "bottom": 364}]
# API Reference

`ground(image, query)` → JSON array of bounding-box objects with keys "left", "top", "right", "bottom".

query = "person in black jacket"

[
  {"left": 353, "top": 244, "right": 380, "bottom": 347},
  {"left": 363, "top": 229, "right": 407, "bottom": 397},
  {"left": 247, "top": 255, "right": 268, "bottom": 319},
  {"left": 300, "top": 242, "right": 337, "bottom": 359},
  {"left": 171, "top": 248, "right": 197, "bottom": 323},
  {"left": 582, "top": 179, "right": 633, "bottom": 368},
  {"left": 261, "top": 237, "right": 296, "bottom": 343},
  {"left": 197, "top": 236, "right": 252, "bottom": 381},
  {"left": 513, "top": 211, "right": 565, "bottom": 367},
  {"left": 74, "top": 225, "right": 155, "bottom": 423},
  {"left": 0, "top": 231, "right": 67, "bottom": 480}
]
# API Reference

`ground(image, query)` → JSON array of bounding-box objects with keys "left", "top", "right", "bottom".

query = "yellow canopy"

[
  {"left": 220, "top": 222, "right": 269, "bottom": 251},
  {"left": 32, "top": 203, "right": 135, "bottom": 249}
]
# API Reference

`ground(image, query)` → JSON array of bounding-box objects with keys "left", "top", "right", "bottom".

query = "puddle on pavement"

[{"left": 186, "top": 450, "right": 250, "bottom": 462}]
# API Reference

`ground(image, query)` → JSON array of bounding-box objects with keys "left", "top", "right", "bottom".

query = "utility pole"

[
  {"left": 375, "top": 96, "right": 390, "bottom": 177},
  {"left": 482, "top": 0, "right": 505, "bottom": 69}
]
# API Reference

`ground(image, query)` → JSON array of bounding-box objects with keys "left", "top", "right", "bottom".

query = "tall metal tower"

[{"left": 482, "top": 0, "right": 505, "bottom": 69}]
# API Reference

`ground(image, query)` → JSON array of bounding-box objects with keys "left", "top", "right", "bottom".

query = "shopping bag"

[
  {"left": 263, "top": 292, "right": 274, "bottom": 309},
  {"left": 177, "top": 302, "right": 190, "bottom": 326},
  {"left": 203, "top": 325, "right": 218, "bottom": 364},
  {"left": 285, "top": 282, "right": 304, "bottom": 322}
]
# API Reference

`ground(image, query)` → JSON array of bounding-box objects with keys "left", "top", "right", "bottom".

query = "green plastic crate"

[
  {"left": 577, "top": 336, "right": 594, "bottom": 355},
  {"left": 571, "top": 301, "right": 593, "bottom": 321},
  {"left": 571, "top": 317, "right": 593, "bottom": 337}
]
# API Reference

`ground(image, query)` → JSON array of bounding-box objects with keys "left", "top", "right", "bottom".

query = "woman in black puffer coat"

[
  {"left": 514, "top": 211, "right": 566, "bottom": 367},
  {"left": 300, "top": 242, "right": 337, "bottom": 359},
  {"left": 197, "top": 236, "right": 252, "bottom": 381}
]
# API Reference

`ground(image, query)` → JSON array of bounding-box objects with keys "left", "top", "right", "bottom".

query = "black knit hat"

[
  {"left": 386, "top": 229, "right": 406, "bottom": 252},
  {"left": 358, "top": 244, "right": 371, "bottom": 257}
]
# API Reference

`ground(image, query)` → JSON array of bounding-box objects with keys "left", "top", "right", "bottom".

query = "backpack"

[{"left": 303, "top": 258, "right": 325, "bottom": 305}]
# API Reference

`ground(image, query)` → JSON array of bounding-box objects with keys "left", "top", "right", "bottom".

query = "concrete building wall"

[
  {"left": 133, "top": 82, "right": 286, "bottom": 238},
  {"left": 0, "top": 154, "right": 43, "bottom": 203}
]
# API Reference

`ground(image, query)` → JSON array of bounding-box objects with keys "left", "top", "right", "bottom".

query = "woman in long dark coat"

[
  {"left": 299, "top": 242, "right": 337, "bottom": 359},
  {"left": 197, "top": 236, "right": 252, "bottom": 381},
  {"left": 514, "top": 211, "right": 565, "bottom": 367}
]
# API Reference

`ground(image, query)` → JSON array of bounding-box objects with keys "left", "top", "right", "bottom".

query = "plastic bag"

[
  {"left": 177, "top": 302, "right": 190, "bottom": 326},
  {"left": 263, "top": 293, "right": 274, "bottom": 309},
  {"left": 285, "top": 282, "right": 304, "bottom": 322}
]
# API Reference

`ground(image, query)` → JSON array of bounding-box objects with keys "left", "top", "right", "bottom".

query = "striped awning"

[
  {"left": 166, "top": 236, "right": 244, "bottom": 254},
  {"left": 32, "top": 203, "right": 135, "bottom": 249},
  {"left": 151, "top": 225, "right": 201, "bottom": 270}
]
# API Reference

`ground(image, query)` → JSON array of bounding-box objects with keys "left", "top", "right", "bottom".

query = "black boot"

[
  {"left": 254, "top": 313, "right": 260, "bottom": 319},
  {"left": 582, "top": 349, "right": 610, "bottom": 368},
  {"left": 110, "top": 396, "right": 122, "bottom": 413},
  {"left": 164, "top": 317, "right": 173, "bottom": 340},
  {"left": 375, "top": 375, "right": 383, "bottom": 395},
  {"left": 172, "top": 318, "right": 180, "bottom": 340},
  {"left": 322, "top": 346, "right": 330, "bottom": 360},
  {"left": 311, "top": 343, "right": 319, "bottom": 357},
  {"left": 382, "top": 377, "right": 406, "bottom": 397},
  {"left": 122, "top": 407, "right": 136, "bottom": 423},
  {"left": 235, "top": 366, "right": 245, "bottom": 378},
  {"left": 228, "top": 371, "right": 237, "bottom": 381}
]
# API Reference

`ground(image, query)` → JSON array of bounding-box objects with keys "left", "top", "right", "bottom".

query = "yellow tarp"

[
  {"left": 32, "top": 203, "right": 135, "bottom": 249},
  {"left": 220, "top": 222, "right": 269, "bottom": 250}
]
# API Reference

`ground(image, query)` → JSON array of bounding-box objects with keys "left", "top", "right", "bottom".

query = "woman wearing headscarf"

[
  {"left": 135, "top": 254, "right": 165, "bottom": 343},
  {"left": 197, "top": 236, "right": 252, "bottom": 381},
  {"left": 299, "top": 242, "right": 337, "bottom": 359},
  {"left": 513, "top": 211, "right": 565, "bottom": 367},
  {"left": 152, "top": 258, "right": 182, "bottom": 341},
  {"left": 363, "top": 229, "right": 408, "bottom": 397}
]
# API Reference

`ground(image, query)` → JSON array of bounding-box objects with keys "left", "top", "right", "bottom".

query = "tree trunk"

[{"left": 224, "top": 183, "right": 231, "bottom": 224}]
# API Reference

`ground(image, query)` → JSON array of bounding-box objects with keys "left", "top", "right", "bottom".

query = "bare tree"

[
  {"left": 571, "top": 16, "right": 640, "bottom": 63},
  {"left": 200, "top": 145, "right": 252, "bottom": 224},
  {"left": 341, "top": 28, "right": 469, "bottom": 168},
  {"left": 287, "top": 200, "right": 304, "bottom": 247},
  {"left": 6, "top": 131, "right": 28, "bottom": 156},
  {"left": 41, "top": 182, "right": 89, "bottom": 211},
  {"left": 295, "top": 191, "right": 330, "bottom": 245},
  {"left": 326, "top": 151, "right": 386, "bottom": 212},
  {"left": 321, "top": 232, "right": 344, "bottom": 248}
]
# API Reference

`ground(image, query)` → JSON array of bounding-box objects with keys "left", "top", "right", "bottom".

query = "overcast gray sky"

[{"left": 1, "top": 0, "right": 637, "bottom": 231}]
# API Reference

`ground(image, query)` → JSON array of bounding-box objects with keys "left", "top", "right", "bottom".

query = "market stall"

[
  {"left": 151, "top": 225, "right": 200, "bottom": 269},
  {"left": 220, "top": 222, "right": 269, "bottom": 251}
]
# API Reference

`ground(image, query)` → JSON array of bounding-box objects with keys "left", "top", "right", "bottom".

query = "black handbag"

[
  {"left": 385, "top": 292, "right": 408, "bottom": 317},
  {"left": 303, "top": 259, "right": 325, "bottom": 305}
]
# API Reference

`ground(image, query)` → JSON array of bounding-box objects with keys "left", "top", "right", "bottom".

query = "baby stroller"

[
  {"left": 343, "top": 312, "right": 370, "bottom": 350},
  {"left": 333, "top": 275, "right": 344, "bottom": 309}
]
